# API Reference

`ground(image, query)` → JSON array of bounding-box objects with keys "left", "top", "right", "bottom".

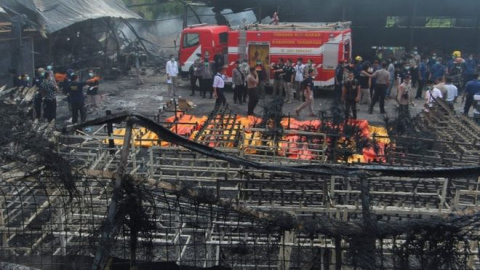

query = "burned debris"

[{"left": 0, "top": 82, "right": 479, "bottom": 269}]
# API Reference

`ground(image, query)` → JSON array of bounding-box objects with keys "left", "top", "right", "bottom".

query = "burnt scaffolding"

[{"left": 1, "top": 87, "right": 480, "bottom": 269}]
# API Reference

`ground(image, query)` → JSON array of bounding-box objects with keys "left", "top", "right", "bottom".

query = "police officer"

[
  {"left": 342, "top": 71, "right": 361, "bottom": 120},
  {"left": 271, "top": 58, "right": 285, "bottom": 97}
]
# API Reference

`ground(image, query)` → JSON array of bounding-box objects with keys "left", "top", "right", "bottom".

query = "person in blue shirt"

[
  {"left": 463, "top": 73, "right": 480, "bottom": 115},
  {"left": 447, "top": 55, "right": 456, "bottom": 75},
  {"left": 429, "top": 58, "right": 446, "bottom": 82},
  {"left": 354, "top": 58, "right": 364, "bottom": 80},
  {"left": 416, "top": 58, "right": 429, "bottom": 99},
  {"left": 463, "top": 55, "right": 477, "bottom": 88},
  {"left": 427, "top": 53, "right": 437, "bottom": 70}
]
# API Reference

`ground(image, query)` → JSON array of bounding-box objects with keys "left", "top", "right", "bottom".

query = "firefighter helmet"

[
  {"left": 355, "top": 56, "right": 363, "bottom": 61},
  {"left": 452, "top": 51, "right": 461, "bottom": 58}
]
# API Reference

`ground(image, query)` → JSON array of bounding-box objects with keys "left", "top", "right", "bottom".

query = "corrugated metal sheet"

[{"left": 0, "top": 0, "right": 140, "bottom": 33}]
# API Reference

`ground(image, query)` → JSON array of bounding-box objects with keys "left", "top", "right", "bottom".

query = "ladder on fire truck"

[
  {"left": 245, "top": 21, "right": 351, "bottom": 31},
  {"left": 238, "top": 30, "right": 247, "bottom": 61}
]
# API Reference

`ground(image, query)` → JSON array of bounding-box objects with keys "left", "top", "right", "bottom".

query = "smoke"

[{"left": 117, "top": 6, "right": 257, "bottom": 57}]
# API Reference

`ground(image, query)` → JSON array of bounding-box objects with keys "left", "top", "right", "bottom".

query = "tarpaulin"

[{"left": 0, "top": 0, "right": 140, "bottom": 33}]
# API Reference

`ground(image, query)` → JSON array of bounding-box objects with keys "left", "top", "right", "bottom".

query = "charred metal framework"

[{"left": 0, "top": 86, "right": 480, "bottom": 269}]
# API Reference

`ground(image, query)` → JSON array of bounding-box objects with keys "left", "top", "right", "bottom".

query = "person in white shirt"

[
  {"left": 424, "top": 80, "right": 443, "bottom": 109},
  {"left": 294, "top": 58, "right": 305, "bottom": 101},
  {"left": 166, "top": 54, "right": 179, "bottom": 96},
  {"left": 444, "top": 77, "right": 458, "bottom": 110},
  {"left": 213, "top": 66, "right": 228, "bottom": 108}
]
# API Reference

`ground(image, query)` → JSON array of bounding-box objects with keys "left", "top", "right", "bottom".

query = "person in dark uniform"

[
  {"left": 358, "top": 64, "right": 371, "bottom": 106},
  {"left": 40, "top": 72, "right": 58, "bottom": 122},
  {"left": 68, "top": 75, "right": 88, "bottom": 124},
  {"left": 334, "top": 60, "right": 346, "bottom": 104},
  {"left": 271, "top": 58, "right": 285, "bottom": 97},
  {"left": 10, "top": 69, "right": 22, "bottom": 87},
  {"left": 33, "top": 68, "right": 45, "bottom": 119},
  {"left": 342, "top": 71, "right": 361, "bottom": 120},
  {"left": 255, "top": 60, "right": 268, "bottom": 98},
  {"left": 295, "top": 69, "right": 316, "bottom": 117},
  {"left": 20, "top": 73, "right": 30, "bottom": 87},
  {"left": 283, "top": 59, "right": 295, "bottom": 103},
  {"left": 463, "top": 73, "right": 480, "bottom": 116}
]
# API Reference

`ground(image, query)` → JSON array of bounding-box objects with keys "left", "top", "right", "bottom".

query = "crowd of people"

[
  {"left": 182, "top": 50, "right": 480, "bottom": 120},
  {"left": 333, "top": 50, "right": 480, "bottom": 119},
  {"left": 187, "top": 53, "right": 269, "bottom": 116},
  {"left": 12, "top": 49, "right": 480, "bottom": 126},
  {"left": 11, "top": 65, "right": 100, "bottom": 124},
  {"left": 185, "top": 54, "right": 318, "bottom": 117}
]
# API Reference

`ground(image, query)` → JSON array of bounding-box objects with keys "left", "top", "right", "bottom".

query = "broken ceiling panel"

[{"left": 0, "top": 0, "right": 140, "bottom": 34}]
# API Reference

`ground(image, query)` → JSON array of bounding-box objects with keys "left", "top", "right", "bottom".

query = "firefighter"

[
  {"left": 271, "top": 58, "right": 285, "bottom": 97},
  {"left": 354, "top": 56, "right": 363, "bottom": 80},
  {"left": 450, "top": 58, "right": 464, "bottom": 93},
  {"left": 342, "top": 71, "right": 361, "bottom": 120},
  {"left": 447, "top": 51, "right": 461, "bottom": 75}
]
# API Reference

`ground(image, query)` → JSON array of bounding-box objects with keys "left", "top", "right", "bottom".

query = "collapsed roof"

[{"left": 0, "top": 0, "right": 140, "bottom": 34}]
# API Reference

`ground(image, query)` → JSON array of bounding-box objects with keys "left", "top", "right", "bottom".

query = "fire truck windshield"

[{"left": 183, "top": 33, "right": 199, "bottom": 48}]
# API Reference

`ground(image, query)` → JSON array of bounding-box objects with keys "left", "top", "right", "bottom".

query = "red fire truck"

[{"left": 178, "top": 22, "right": 352, "bottom": 87}]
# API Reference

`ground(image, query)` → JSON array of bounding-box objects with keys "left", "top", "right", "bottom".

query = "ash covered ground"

[{"left": 55, "top": 69, "right": 464, "bottom": 126}]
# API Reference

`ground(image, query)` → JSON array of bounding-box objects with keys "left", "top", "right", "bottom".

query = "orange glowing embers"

[{"left": 105, "top": 114, "right": 390, "bottom": 164}]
